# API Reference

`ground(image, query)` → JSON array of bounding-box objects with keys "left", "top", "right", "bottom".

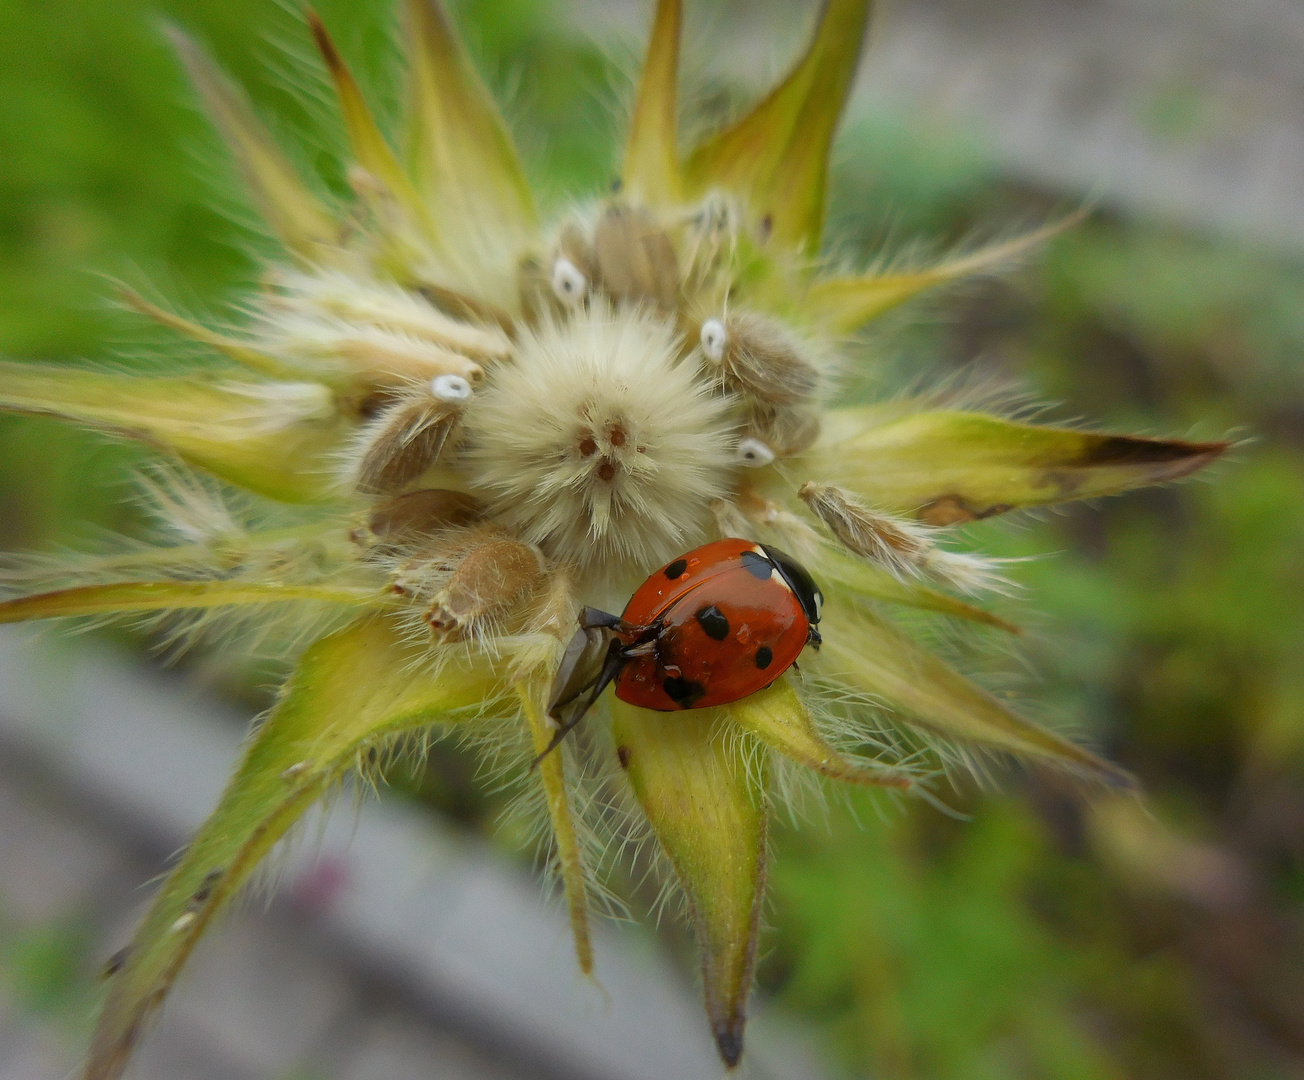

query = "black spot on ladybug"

[
  {"left": 695, "top": 604, "right": 730, "bottom": 641},
  {"left": 665, "top": 558, "right": 688, "bottom": 580},
  {"left": 740, "top": 550, "right": 772, "bottom": 580},
  {"left": 755, "top": 646, "right": 773, "bottom": 670},
  {"left": 616, "top": 745, "right": 631, "bottom": 769},
  {"left": 663, "top": 675, "right": 706, "bottom": 707}
]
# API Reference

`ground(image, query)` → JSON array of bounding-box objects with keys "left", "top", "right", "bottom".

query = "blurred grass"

[{"left": 1, "top": 1, "right": 1302, "bottom": 1077}]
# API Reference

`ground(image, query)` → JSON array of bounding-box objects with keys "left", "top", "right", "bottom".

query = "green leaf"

[
  {"left": 610, "top": 699, "right": 767, "bottom": 1068},
  {"left": 0, "top": 362, "right": 351, "bottom": 503},
  {"left": 803, "top": 410, "right": 1228, "bottom": 523},
  {"left": 403, "top": 0, "right": 539, "bottom": 302},
  {"left": 167, "top": 28, "right": 339, "bottom": 263},
  {"left": 817, "top": 604, "right": 1132, "bottom": 786},
  {"left": 87, "top": 616, "right": 506, "bottom": 1080},
  {"left": 0, "top": 580, "right": 385, "bottom": 624},
  {"left": 683, "top": 0, "right": 871, "bottom": 255},
  {"left": 622, "top": 0, "right": 682, "bottom": 205},
  {"left": 727, "top": 678, "right": 914, "bottom": 789}
]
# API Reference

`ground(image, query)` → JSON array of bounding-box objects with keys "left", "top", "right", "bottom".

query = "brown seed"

[
  {"left": 714, "top": 311, "right": 819, "bottom": 405},
  {"left": 597, "top": 460, "right": 616, "bottom": 482},
  {"left": 593, "top": 203, "right": 680, "bottom": 310},
  {"left": 608, "top": 425, "right": 627, "bottom": 448},
  {"left": 578, "top": 435, "right": 598, "bottom": 457},
  {"left": 354, "top": 397, "right": 462, "bottom": 494}
]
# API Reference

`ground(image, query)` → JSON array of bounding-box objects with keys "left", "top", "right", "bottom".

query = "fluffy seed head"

[{"left": 465, "top": 306, "right": 733, "bottom": 586}]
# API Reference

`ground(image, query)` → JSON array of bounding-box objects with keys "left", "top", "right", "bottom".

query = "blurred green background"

[{"left": 2, "top": 1, "right": 1302, "bottom": 1077}]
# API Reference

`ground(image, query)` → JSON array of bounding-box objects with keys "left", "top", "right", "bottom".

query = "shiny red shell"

[{"left": 614, "top": 538, "right": 814, "bottom": 711}]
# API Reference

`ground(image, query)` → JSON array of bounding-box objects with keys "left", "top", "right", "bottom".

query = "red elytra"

[
  {"left": 537, "top": 538, "right": 824, "bottom": 764},
  {"left": 616, "top": 537, "right": 821, "bottom": 710}
]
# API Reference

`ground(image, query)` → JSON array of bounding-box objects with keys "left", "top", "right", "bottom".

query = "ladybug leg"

[
  {"left": 807, "top": 624, "right": 822, "bottom": 650},
  {"left": 534, "top": 636, "right": 628, "bottom": 767}
]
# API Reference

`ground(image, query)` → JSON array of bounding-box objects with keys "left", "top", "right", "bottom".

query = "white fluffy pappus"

[{"left": 464, "top": 306, "right": 735, "bottom": 585}]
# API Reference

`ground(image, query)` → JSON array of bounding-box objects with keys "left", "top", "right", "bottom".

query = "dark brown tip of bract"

[
  {"left": 714, "top": 1022, "right": 745, "bottom": 1069},
  {"left": 305, "top": 9, "right": 344, "bottom": 77},
  {"left": 1077, "top": 434, "right": 1231, "bottom": 476}
]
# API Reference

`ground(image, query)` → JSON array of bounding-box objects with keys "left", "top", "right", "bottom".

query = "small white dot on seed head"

[
  {"left": 700, "top": 318, "right": 727, "bottom": 362},
  {"left": 736, "top": 437, "right": 775, "bottom": 468},
  {"left": 431, "top": 374, "right": 473, "bottom": 403},
  {"left": 551, "top": 257, "right": 587, "bottom": 305}
]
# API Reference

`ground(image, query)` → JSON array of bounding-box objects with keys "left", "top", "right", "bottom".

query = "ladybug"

[{"left": 536, "top": 538, "right": 823, "bottom": 763}]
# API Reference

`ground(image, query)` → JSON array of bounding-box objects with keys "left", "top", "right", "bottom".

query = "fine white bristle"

[{"left": 466, "top": 305, "right": 733, "bottom": 588}]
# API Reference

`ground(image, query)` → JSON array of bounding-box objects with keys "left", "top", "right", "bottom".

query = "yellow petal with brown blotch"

[{"left": 804, "top": 410, "right": 1228, "bottom": 524}]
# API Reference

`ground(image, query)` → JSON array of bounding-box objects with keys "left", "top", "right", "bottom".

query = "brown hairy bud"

[
  {"left": 367, "top": 489, "right": 483, "bottom": 544},
  {"left": 352, "top": 376, "right": 473, "bottom": 494},
  {"left": 593, "top": 203, "right": 680, "bottom": 310},
  {"left": 798, "top": 481, "right": 1004, "bottom": 594},
  {"left": 427, "top": 537, "right": 546, "bottom": 639},
  {"left": 700, "top": 311, "right": 819, "bottom": 405}
]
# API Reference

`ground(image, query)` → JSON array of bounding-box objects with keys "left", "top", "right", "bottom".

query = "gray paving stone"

[
  {"left": 159, "top": 914, "right": 357, "bottom": 1079},
  {"left": 336, "top": 1014, "right": 520, "bottom": 1080},
  {"left": 0, "top": 781, "right": 119, "bottom": 929}
]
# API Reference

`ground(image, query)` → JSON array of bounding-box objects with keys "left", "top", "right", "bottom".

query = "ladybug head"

[{"left": 759, "top": 544, "right": 824, "bottom": 627}]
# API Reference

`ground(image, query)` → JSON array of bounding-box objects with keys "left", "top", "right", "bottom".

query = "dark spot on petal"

[
  {"left": 616, "top": 745, "right": 631, "bottom": 769},
  {"left": 740, "top": 550, "right": 772, "bottom": 580},
  {"left": 665, "top": 559, "right": 688, "bottom": 580},
  {"left": 101, "top": 946, "right": 132, "bottom": 980},
  {"left": 757, "top": 214, "right": 773, "bottom": 243},
  {"left": 189, "top": 868, "right": 224, "bottom": 910},
  {"left": 696, "top": 604, "right": 730, "bottom": 641},
  {"left": 755, "top": 646, "right": 773, "bottom": 670},
  {"left": 608, "top": 425, "right": 627, "bottom": 448},
  {"left": 662, "top": 676, "right": 706, "bottom": 707},
  {"left": 578, "top": 436, "right": 598, "bottom": 457},
  {"left": 610, "top": 177, "right": 624, "bottom": 194}
]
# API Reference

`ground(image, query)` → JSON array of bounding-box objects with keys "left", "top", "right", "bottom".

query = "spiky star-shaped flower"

[{"left": 0, "top": 1, "right": 1225, "bottom": 1074}]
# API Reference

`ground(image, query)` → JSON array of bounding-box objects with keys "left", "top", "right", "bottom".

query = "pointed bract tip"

[{"left": 714, "top": 1021, "right": 745, "bottom": 1068}]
